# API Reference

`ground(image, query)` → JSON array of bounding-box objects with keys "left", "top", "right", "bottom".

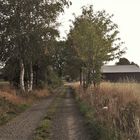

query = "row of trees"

[
  {"left": 0, "top": 0, "right": 71, "bottom": 92},
  {"left": 0, "top": 1, "right": 124, "bottom": 92}
]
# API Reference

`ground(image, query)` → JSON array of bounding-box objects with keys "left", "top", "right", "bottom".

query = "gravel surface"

[
  {"left": 0, "top": 97, "right": 53, "bottom": 140},
  {"left": 0, "top": 87, "right": 91, "bottom": 140},
  {"left": 51, "top": 88, "right": 91, "bottom": 140}
]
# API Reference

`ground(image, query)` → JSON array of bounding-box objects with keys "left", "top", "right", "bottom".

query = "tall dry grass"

[
  {"left": 0, "top": 82, "right": 51, "bottom": 125},
  {"left": 0, "top": 83, "right": 26, "bottom": 105},
  {"left": 74, "top": 82, "right": 140, "bottom": 140},
  {"left": 0, "top": 82, "right": 50, "bottom": 105}
]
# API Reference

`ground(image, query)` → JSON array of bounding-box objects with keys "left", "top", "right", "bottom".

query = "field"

[{"left": 72, "top": 82, "right": 140, "bottom": 140}]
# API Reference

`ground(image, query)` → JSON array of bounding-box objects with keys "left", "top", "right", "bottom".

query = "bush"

[{"left": 47, "top": 70, "right": 63, "bottom": 88}]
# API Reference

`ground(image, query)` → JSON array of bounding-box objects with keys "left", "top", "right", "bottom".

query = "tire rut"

[{"left": 51, "top": 87, "right": 91, "bottom": 140}]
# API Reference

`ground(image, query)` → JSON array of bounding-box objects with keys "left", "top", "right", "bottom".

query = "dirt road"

[
  {"left": 0, "top": 87, "right": 91, "bottom": 140},
  {"left": 51, "top": 87, "right": 91, "bottom": 140}
]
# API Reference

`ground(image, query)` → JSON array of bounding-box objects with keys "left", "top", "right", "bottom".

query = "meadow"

[{"left": 73, "top": 82, "right": 140, "bottom": 140}]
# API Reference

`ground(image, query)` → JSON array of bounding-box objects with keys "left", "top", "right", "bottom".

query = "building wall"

[{"left": 102, "top": 72, "right": 140, "bottom": 82}]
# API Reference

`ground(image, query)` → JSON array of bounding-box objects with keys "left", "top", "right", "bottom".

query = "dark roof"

[{"left": 101, "top": 65, "right": 140, "bottom": 73}]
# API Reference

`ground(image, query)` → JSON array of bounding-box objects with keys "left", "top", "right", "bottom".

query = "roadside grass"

[
  {"left": 77, "top": 97, "right": 116, "bottom": 140},
  {"left": 74, "top": 82, "right": 140, "bottom": 140},
  {"left": 33, "top": 87, "right": 65, "bottom": 140},
  {"left": 0, "top": 83, "right": 50, "bottom": 126},
  {"left": 0, "top": 97, "right": 29, "bottom": 125}
]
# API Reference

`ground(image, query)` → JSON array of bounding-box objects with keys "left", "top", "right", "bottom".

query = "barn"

[{"left": 101, "top": 65, "right": 140, "bottom": 82}]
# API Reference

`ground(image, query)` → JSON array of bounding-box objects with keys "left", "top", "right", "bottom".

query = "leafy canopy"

[{"left": 68, "top": 6, "right": 125, "bottom": 86}]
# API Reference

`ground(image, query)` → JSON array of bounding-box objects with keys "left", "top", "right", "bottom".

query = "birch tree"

[
  {"left": 0, "top": 0, "right": 71, "bottom": 92},
  {"left": 68, "top": 6, "right": 125, "bottom": 88}
]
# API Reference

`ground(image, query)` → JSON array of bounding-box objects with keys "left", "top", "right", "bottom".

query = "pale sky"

[{"left": 58, "top": 0, "right": 140, "bottom": 65}]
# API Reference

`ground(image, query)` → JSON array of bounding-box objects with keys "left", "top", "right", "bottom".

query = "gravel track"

[
  {"left": 0, "top": 87, "right": 91, "bottom": 140},
  {"left": 0, "top": 97, "right": 53, "bottom": 140},
  {"left": 51, "top": 88, "right": 91, "bottom": 140}
]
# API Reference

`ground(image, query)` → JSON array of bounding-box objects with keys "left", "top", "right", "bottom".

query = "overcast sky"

[{"left": 58, "top": 0, "right": 140, "bottom": 65}]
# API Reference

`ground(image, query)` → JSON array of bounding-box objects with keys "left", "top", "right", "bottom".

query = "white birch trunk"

[
  {"left": 20, "top": 59, "right": 25, "bottom": 92},
  {"left": 28, "top": 61, "right": 33, "bottom": 92}
]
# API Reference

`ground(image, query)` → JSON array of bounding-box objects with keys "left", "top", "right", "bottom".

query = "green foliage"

[
  {"left": 1, "top": 2, "right": 125, "bottom": 90},
  {"left": 0, "top": 0, "right": 71, "bottom": 59},
  {"left": 0, "top": 0, "right": 71, "bottom": 91},
  {"left": 63, "top": 40, "right": 83, "bottom": 80},
  {"left": 116, "top": 57, "right": 130, "bottom": 65},
  {"left": 46, "top": 67, "right": 63, "bottom": 88},
  {"left": 48, "top": 41, "right": 67, "bottom": 77},
  {"left": 3, "top": 57, "right": 20, "bottom": 87},
  {"left": 68, "top": 5, "right": 125, "bottom": 87},
  {"left": 47, "top": 40, "right": 82, "bottom": 81},
  {"left": 116, "top": 57, "right": 139, "bottom": 67}
]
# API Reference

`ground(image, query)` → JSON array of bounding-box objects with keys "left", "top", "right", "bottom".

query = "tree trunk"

[
  {"left": 80, "top": 68, "right": 82, "bottom": 85},
  {"left": 86, "top": 70, "right": 91, "bottom": 87},
  {"left": 28, "top": 61, "right": 33, "bottom": 92},
  {"left": 83, "top": 70, "right": 86, "bottom": 88},
  {"left": 20, "top": 59, "right": 25, "bottom": 92}
]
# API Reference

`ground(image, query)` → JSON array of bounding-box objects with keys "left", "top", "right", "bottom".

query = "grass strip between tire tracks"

[{"left": 33, "top": 87, "right": 65, "bottom": 140}]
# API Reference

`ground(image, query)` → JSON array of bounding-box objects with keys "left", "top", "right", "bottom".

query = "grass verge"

[
  {"left": 0, "top": 97, "right": 29, "bottom": 125},
  {"left": 0, "top": 85, "right": 51, "bottom": 126},
  {"left": 74, "top": 82, "right": 140, "bottom": 140},
  {"left": 77, "top": 98, "right": 116, "bottom": 140}
]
